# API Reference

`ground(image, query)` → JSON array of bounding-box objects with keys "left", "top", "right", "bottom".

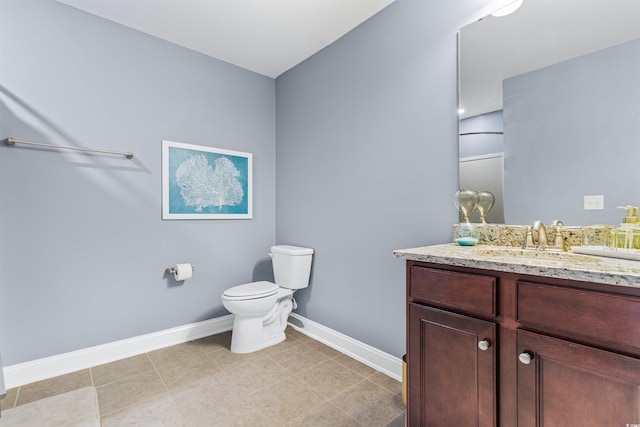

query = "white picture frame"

[{"left": 162, "top": 140, "right": 253, "bottom": 220}]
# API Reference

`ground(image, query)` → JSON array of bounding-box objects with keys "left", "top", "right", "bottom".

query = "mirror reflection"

[{"left": 459, "top": 0, "right": 640, "bottom": 226}]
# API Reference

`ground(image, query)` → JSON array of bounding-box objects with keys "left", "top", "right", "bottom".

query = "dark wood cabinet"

[
  {"left": 517, "top": 329, "right": 640, "bottom": 427},
  {"left": 408, "top": 303, "right": 496, "bottom": 427},
  {"left": 406, "top": 260, "right": 640, "bottom": 427}
]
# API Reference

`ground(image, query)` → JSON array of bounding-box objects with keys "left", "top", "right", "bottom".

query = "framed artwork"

[{"left": 162, "top": 140, "right": 252, "bottom": 219}]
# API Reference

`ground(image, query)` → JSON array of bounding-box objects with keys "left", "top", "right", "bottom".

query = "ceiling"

[
  {"left": 56, "top": 0, "right": 395, "bottom": 78},
  {"left": 53, "top": 0, "right": 640, "bottom": 106},
  {"left": 460, "top": 0, "right": 640, "bottom": 118}
]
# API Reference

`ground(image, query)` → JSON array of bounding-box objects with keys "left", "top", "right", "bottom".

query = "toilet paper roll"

[{"left": 173, "top": 263, "right": 193, "bottom": 281}]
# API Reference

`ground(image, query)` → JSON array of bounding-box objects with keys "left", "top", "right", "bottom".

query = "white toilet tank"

[{"left": 270, "top": 245, "right": 314, "bottom": 290}]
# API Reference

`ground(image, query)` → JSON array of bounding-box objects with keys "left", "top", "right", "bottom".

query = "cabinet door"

[
  {"left": 408, "top": 303, "right": 496, "bottom": 427},
  {"left": 517, "top": 330, "right": 640, "bottom": 427}
]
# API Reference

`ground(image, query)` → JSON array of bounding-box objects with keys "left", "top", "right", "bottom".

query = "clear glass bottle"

[{"left": 610, "top": 206, "right": 640, "bottom": 250}]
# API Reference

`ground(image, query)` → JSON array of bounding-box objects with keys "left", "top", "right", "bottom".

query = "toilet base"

[
  {"left": 228, "top": 293, "right": 294, "bottom": 354},
  {"left": 230, "top": 316, "right": 287, "bottom": 354}
]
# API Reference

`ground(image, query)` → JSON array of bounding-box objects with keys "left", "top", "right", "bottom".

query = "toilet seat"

[{"left": 222, "top": 281, "right": 279, "bottom": 301}]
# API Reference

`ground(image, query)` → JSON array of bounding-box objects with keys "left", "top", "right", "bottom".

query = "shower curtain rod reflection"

[{"left": 3, "top": 137, "right": 134, "bottom": 159}]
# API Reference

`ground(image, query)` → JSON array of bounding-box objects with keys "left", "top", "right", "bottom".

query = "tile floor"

[{"left": 1, "top": 328, "right": 405, "bottom": 426}]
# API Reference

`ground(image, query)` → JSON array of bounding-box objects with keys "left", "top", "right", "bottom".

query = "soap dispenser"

[{"left": 610, "top": 205, "right": 640, "bottom": 250}]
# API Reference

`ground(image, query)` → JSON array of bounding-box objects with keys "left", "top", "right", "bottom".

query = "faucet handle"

[
  {"left": 551, "top": 220, "right": 567, "bottom": 251},
  {"left": 554, "top": 229, "right": 566, "bottom": 251},
  {"left": 524, "top": 227, "right": 535, "bottom": 249},
  {"left": 553, "top": 226, "right": 569, "bottom": 252}
]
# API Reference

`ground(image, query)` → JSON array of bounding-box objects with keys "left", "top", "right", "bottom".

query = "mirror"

[{"left": 459, "top": 0, "right": 640, "bottom": 226}]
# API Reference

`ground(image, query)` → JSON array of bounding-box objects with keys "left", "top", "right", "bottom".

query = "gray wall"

[
  {"left": 275, "top": 0, "right": 485, "bottom": 358},
  {"left": 1, "top": 0, "right": 491, "bottom": 365},
  {"left": 0, "top": 0, "right": 276, "bottom": 365},
  {"left": 459, "top": 110, "right": 503, "bottom": 159},
  {"left": 504, "top": 38, "right": 640, "bottom": 226}
]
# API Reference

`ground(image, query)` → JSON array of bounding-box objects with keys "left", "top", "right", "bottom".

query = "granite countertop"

[{"left": 394, "top": 243, "right": 640, "bottom": 288}]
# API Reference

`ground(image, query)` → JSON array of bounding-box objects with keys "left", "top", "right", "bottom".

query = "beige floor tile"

[
  {"left": 194, "top": 330, "right": 232, "bottom": 353},
  {"left": 221, "top": 404, "right": 276, "bottom": 427},
  {"left": 330, "top": 379, "right": 405, "bottom": 427},
  {"left": 385, "top": 411, "right": 407, "bottom": 427},
  {"left": 157, "top": 356, "right": 221, "bottom": 392},
  {"left": 261, "top": 334, "right": 306, "bottom": 357},
  {"left": 148, "top": 342, "right": 207, "bottom": 371},
  {"left": 304, "top": 340, "right": 342, "bottom": 358},
  {"left": 251, "top": 376, "right": 324, "bottom": 425},
  {"left": 287, "top": 401, "right": 362, "bottom": 427},
  {"left": 225, "top": 357, "right": 292, "bottom": 391},
  {"left": 171, "top": 372, "right": 274, "bottom": 427},
  {"left": 101, "top": 393, "right": 188, "bottom": 427},
  {"left": 16, "top": 369, "right": 92, "bottom": 406},
  {"left": 96, "top": 369, "right": 168, "bottom": 416},
  {"left": 171, "top": 369, "right": 249, "bottom": 404},
  {"left": 272, "top": 341, "right": 329, "bottom": 374},
  {"left": 297, "top": 359, "right": 365, "bottom": 399},
  {"left": 333, "top": 353, "right": 378, "bottom": 378},
  {"left": 7, "top": 331, "right": 405, "bottom": 427},
  {"left": 1, "top": 388, "right": 18, "bottom": 411},
  {"left": 285, "top": 327, "right": 313, "bottom": 343},
  {"left": 149, "top": 341, "right": 222, "bottom": 392},
  {"left": 91, "top": 353, "right": 155, "bottom": 386},
  {"left": 369, "top": 371, "right": 402, "bottom": 395},
  {"left": 209, "top": 346, "right": 268, "bottom": 371}
]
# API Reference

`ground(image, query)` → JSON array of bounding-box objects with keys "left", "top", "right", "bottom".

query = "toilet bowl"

[{"left": 221, "top": 245, "right": 314, "bottom": 354}]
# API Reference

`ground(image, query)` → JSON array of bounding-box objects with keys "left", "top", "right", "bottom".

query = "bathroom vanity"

[{"left": 395, "top": 244, "right": 640, "bottom": 427}]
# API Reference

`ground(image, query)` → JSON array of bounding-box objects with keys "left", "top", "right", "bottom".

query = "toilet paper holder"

[{"left": 165, "top": 265, "right": 195, "bottom": 275}]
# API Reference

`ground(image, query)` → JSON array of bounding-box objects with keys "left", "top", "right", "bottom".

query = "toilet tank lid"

[
  {"left": 271, "top": 245, "right": 314, "bottom": 255},
  {"left": 223, "top": 281, "right": 279, "bottom": 298}
]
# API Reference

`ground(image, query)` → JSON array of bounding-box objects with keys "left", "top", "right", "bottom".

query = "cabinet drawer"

[
  {"left": 517, "top": 281, "right": 640, "bottom": 353},
  {"left": 409, "top": 266, "right": 496, "bottom": 316}
]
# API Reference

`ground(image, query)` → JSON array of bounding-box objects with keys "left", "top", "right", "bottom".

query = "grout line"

[
  {"left": 89, "top": 367, "right": 95, "bottom": 388},
  {"left": 11, "top": 386, "right": 20, "bottom": 408},
  {"left": 145, "top": 351, "right": 169, "bottom": 394},
  {"left": 96, "top": 373, "right": 172, "bottom": 419},
  {"left": 144, "top": 350, "right": 192, "bottom": 426}
]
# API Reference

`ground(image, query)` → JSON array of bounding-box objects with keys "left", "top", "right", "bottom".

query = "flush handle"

[
  {"left": 519, "top": 351, "right": 534, "bottom": 365},
  {"left": 478, "top": 339, "right": 491, "bottom": 351}
]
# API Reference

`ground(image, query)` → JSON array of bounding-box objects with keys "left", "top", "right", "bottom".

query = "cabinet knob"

[
  {"left": 519, "top": 351, "right": 534, "bottom": 365},
  {"left": 478, "top": 339, "right": 491, "bottom": 351}
]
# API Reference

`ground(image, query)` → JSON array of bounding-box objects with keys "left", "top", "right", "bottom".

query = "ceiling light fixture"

[{"left": 491, "top": 0, "right": 524, "bottom": 17}]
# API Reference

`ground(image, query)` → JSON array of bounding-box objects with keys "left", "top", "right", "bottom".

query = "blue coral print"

[{"left": 168, "top": 147, "right": 249, "bottom": 215}]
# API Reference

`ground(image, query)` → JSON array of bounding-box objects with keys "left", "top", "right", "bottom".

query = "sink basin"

[{"left": 471, "top": 247, "right": 602, "bottom": 264}]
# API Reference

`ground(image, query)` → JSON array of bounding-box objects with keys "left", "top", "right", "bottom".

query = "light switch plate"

[{"left": 584, "top": 195, "right": 604, "bottom": 210}]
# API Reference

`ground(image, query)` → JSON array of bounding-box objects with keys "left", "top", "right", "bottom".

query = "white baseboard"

[
  {"left": 288, "top": 313, "right": 403, "bottom": 381},
  {"left": 3, "top": 315, "right": 235, "bottom": 389},
  {"left": 3, "top": 313, "right": 402, "bottom": 389}
]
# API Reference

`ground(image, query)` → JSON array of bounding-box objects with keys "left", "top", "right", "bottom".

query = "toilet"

[{"left": 221, "top": 245, "right": 314, "bottom": 354}]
